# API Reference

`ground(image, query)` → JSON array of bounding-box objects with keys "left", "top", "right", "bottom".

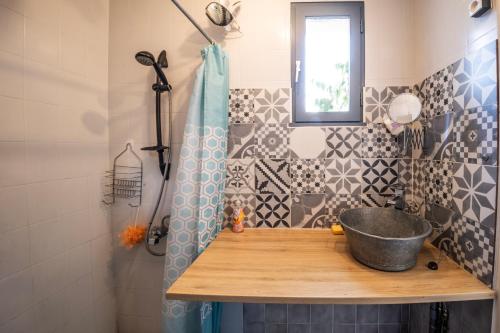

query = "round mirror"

[
  {"left": 206, "top": 2, "right": 234, "bottom": 26},
  {"left": 387, "top": 93, "right": 422, "bottom": 125}
]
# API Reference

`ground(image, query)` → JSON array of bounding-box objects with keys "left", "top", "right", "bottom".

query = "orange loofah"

[{"left": 119, "top": 225, "right": 147, "bottom": 249}]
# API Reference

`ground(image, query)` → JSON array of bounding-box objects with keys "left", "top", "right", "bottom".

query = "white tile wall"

[
  {"left": 29, "top": 219, "right": 67, "bottom": 264},
  {"left": 24, "top": 101, "right": 60, "bottom": 142},
  {"left": 66, "top": 243, "right": 92, "bottom": 284},
  {"left": 0, "top": 186, "right": 28, "bottom": 233},
  {"left": 0, "top": 51, "right": 24, "bottom": 99},
  {"left": 0, "top": 308, "right": 36, "bottom": 333},
  {"left": 23, "top": 60, "right": 61, "bottom": 105},
  {"left": 24, "top": 17, "right": 59, "bottom": 66},
  {"left": 26, "top": 181, "right": 60, "bottom": 223},
  {"left": 0, "top": 142, "right": 26, "bottom": 187},
  {"left": 0, "top": 269, "right": 33, "bottom": 324},
  {"left": 0, "top": 96, "right": 24, "bottom": 141},
  {"left": 33, "top": 290, "right": 65, "bottom": 332},
  {"left": 32, "top": 253, "right": 67, "bottom": 302},
  {"left": 0, "top": 227, "right": 30, "bottom": 280},
  {"left": 0, "top": 0, "right": 115, "bottom": 332},
  {"left": 0, "top": 6, "right": 23, "bottom": 56}
]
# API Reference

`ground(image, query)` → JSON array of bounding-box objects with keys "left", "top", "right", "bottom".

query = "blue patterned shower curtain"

[{"left": 162, "top": 44, "right": 228, "bottom": 333}]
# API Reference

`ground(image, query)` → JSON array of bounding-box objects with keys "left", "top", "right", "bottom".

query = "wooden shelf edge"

[{"left": 165, "top": 291, "right": 496, "bottom": 305}]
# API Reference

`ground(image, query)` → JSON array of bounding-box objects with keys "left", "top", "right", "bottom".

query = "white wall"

[
  {"left": 0, "top": 0, "right": 116, "bottom": 332},
  {"left": 365, "top": 0, "right": 415, "bottom": 87},
  {"left": 224, "top": 0, "right": 416, "bottom": 88},
  {"left": 108, "top": 0, "right": 415, "bottom": 330},
  {"left": 412, "top": 0, "right": 498, "bottom": 82}
]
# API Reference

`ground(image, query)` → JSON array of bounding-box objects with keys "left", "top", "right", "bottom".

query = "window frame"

[{"left": 291, "top": 2, "right": 365, "bottom": 125}]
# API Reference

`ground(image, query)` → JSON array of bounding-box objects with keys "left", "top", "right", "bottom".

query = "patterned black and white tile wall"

[
  {"left": 411, "top": 40, "right": 499, "bottom": 287},
  {"left": 223, "top": 86, "right": 409, "bottom": 231}
]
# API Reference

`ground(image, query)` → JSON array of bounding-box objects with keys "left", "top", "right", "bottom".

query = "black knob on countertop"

[{"left": 427, "top": 261, "right": 439, "bottom": 270}]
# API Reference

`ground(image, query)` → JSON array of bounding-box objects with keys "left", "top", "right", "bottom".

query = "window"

[{"left": 291, "top": 2, "right": 365, "bottom": 124}]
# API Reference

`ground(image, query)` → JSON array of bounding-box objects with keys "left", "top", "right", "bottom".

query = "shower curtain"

[{"left": 162, "top": 44, "right": 228, "bottom": 333}]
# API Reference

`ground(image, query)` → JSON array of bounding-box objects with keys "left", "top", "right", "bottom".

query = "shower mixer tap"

[{"left": 147, "top": 215, "right": 170, "bottom": 245}]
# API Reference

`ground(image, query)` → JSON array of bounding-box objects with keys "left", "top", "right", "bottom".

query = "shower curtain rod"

[{"left": 171, "top": 0, "right": 215, "bottom": 45}]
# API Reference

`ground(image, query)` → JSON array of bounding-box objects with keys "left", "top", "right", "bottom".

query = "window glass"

[
  {"left": 305, "top": 16, "right": 350, "bottom": 113},
  {"left": 292, "top": 2, "right": 364, "bottom": 124}
]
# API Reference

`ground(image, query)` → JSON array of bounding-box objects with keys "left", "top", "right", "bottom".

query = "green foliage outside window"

[{"left": 313, "top": 62, "right": 349, "bottom": 112}]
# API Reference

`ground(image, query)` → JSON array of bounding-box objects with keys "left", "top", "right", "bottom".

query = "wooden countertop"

[{"left": 166, "top": 229, "right": 495, "bottom": 304}]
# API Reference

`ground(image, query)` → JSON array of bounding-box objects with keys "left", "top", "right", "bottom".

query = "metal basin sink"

[{"left": 339, "top": 208, "right": 432, "bottom": 272}]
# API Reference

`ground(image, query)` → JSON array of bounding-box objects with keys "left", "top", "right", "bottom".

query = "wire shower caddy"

[{"left": 102, "top": 143, "right": 143, "bottom": 206}]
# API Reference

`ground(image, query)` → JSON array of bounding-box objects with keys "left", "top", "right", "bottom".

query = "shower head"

[
  {"left": 135, "top": 51, "right": 156, "bottom": 66},
  {"left": 205, "top": 2, "right": 234, "bottom": 26},
  {"left": 135, "top": 50, "right": 170, "bottom": 88}
]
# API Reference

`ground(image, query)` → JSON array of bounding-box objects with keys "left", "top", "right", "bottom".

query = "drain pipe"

[{"left": 429, "top": 302, "right": 449, "bottom": 332}]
